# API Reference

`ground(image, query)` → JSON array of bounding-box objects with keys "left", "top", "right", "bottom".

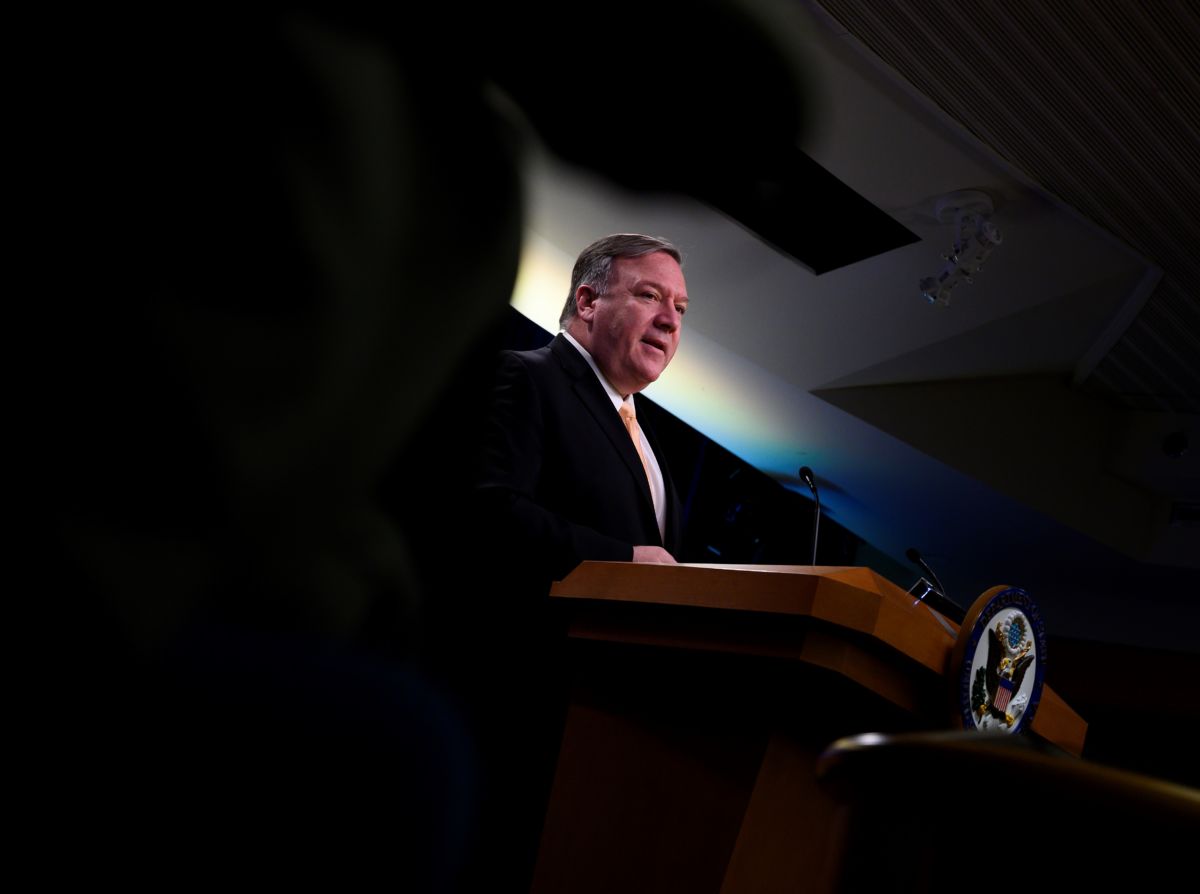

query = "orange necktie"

[{"left": 618, "top": 403, "right": 652, "bottom": 488}]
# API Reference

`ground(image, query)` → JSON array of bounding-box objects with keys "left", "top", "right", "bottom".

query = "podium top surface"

[
  {"left": 552, "top": 563, "right": 956, "bottom": 675},
  {"left": 550, "top": 562, "right": 1086, "bottom": 755}
]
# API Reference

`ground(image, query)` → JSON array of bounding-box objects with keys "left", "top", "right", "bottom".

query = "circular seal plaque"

[{"left": 950, "top": 586, "right": 1047, "bottom": 734}]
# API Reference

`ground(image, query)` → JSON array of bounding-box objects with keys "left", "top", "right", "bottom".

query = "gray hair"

[{"left": 558, "top": 234, "right": 682, "bottom": 328}]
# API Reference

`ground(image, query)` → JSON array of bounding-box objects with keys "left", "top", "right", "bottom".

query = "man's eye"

[{"left": 675, "top": 305, "right": 686, "bottom": 316}]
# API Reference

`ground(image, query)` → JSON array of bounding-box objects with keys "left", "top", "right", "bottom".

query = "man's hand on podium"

[{"left": 632, "top": 546, "right": 677, "bottom": 564}]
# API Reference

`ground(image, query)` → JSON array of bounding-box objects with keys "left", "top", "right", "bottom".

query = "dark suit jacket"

[{"left": 478, "top": 333, "right": 683, "bottom": 584}]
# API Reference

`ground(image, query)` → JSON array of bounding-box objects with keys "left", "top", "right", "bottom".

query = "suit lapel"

[{"left": 550, "top": 335, "right": 658, "bottom": 518}]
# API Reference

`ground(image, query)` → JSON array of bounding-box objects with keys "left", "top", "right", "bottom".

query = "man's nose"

[{"left": 655, "top": 303, "right": 681, "bottom": 331}]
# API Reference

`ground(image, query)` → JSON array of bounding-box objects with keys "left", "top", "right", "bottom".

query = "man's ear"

[{"left": 575, "top": 285, "right": 599, "bottom": 321}]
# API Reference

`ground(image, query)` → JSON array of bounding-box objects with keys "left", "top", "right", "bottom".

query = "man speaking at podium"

[
  {"left": 479, "top": 233, "right": 689, "bottom": 584},
  {"left": 464, "top": 233, "right": 689, "bottom": 886}
]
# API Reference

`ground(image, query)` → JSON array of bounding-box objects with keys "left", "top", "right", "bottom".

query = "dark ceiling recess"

[{"left": 706, "top": 147, "right": 920, "bottom": 274}]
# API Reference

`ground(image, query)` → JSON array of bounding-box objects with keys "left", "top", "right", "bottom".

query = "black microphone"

[
  {"left": 905, "top": 547, "right": 964, "bottom": 622},
  {"left": 799, "top": 466, "right": 820, "bottom": 565}
]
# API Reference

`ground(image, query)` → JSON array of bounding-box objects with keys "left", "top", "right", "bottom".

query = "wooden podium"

[{"left": 529, "top": 563, "right": 1086, "bottom": 894}]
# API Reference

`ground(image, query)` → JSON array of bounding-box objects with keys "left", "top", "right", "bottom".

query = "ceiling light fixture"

[{"left": 919, "top": 189, "right": 1002, "bottom": 306}]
